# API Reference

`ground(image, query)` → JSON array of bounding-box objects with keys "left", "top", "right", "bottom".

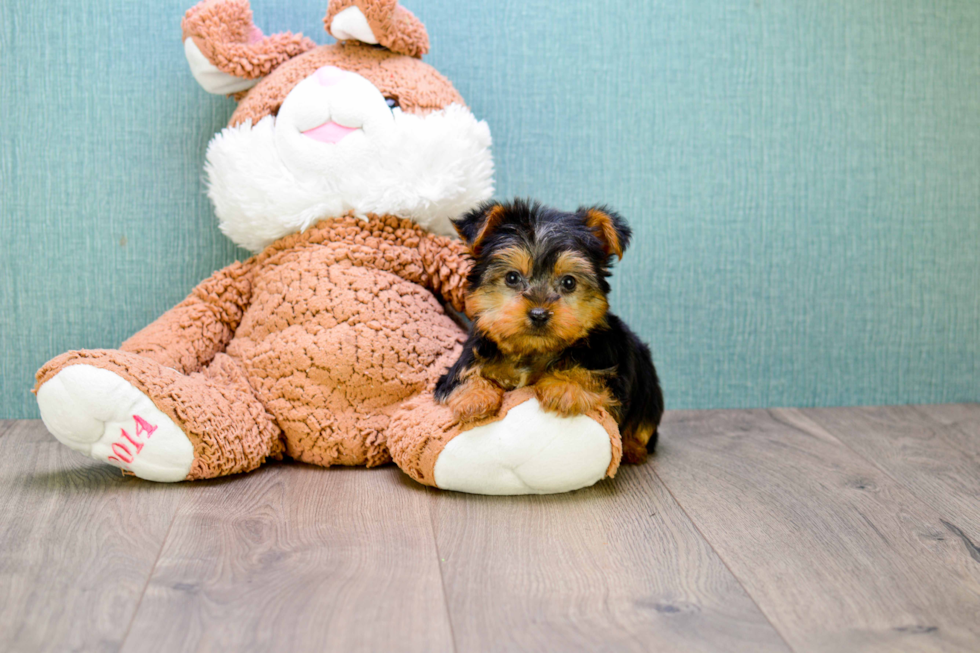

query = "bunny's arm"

[
  {"left": 120, "top": 259, "right": 256, "bottom": 375},
  {"left": 416, "top": 232, "right": 471, "bottom": 315}
]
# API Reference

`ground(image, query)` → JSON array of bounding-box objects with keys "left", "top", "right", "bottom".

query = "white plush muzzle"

[{"left": 204, "top": 66, "right": 494, "bottom": 252}]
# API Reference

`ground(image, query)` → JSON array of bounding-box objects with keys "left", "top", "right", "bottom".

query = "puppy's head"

[{"left": 453, "top": 199, "right": 632, "bottom": 355}]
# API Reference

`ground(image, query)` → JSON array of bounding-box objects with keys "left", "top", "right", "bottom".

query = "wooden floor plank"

[
  {"left": 794, "top": 405, "right": 980, "bottom": 542},
  {"left": 0, "top": 421, "right": 187, "bottom": 653},
  {"left": 6, "top": 405, "right": 980, "bottom": 653},
  {"left": 654, "top": 409, "right": 980, "bottom": 653},
  {"left": 914, "top": 404, "right": 980, "bottom": 463},
  {"left": 1, "top": 418, "right": 54, "bottom": 443},
  {"left": 121, "top": 464, "right": 454, "bottom": 653},
  {"left": 431, "top": 462, "right": 791, "bottom": 653}
]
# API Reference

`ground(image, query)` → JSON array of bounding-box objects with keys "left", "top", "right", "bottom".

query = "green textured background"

[{"left": 2, "top": 0, "right": 979, "bottom": 419}]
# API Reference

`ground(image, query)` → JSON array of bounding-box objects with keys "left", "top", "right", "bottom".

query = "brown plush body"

[{"left": 38, "top": 216, "right": 471, "bottom": 477}]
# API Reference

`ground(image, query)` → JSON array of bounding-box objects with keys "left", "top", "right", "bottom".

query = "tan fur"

[
  {"left": 459, "top": 232, "right": 626, "bottom": 440},
  {"left": 445, "top": 372, "right": 505, "bottom": 423},
  {"left": 468, "top": 243, "right": 609, "bottom": 356},
  {"left": 621, "top": 422, "right": 657, "bottom": 464},
  {"left": 534, "top": 367, "right": 617, "bottom": 418},
  {"left": 547, "top": 291, "right": 608, "bottom": 345},
  {"left": 476, "top": 355, "right": 546, "bottom": 390},
  {"left": 493, "top": 246, "right": 534, "bottom": 278},
  {"left": 553, "top": 251, "right": 593, "bottom": 279},
  {"left": 585, "top": 208, "right": 624, "bottom": 259},
  {"left": 474, "top": 299, "right": 568, "bottom": 356},
  {"left": 470, "top": 204, "right": 507, "bottom": 254}
]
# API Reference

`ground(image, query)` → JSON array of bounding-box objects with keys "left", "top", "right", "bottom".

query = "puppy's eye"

[
  {"left": 505, "top": 271, "right": 522, "bottom": 288},
  {"left": 384, "top": 97, "right": 400, "bottom": 110},
  {"left": 560, "top": 276, "right": 577, "bottom": 293}
]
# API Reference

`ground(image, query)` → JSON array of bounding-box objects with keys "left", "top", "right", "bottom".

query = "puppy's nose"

[{"left": 528, "top": 308, "right": 551, "bottom": 325}]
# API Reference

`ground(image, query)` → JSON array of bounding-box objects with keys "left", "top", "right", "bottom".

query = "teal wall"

[{"left": 2, "top": 0, "right": 979, "bottom": 418}]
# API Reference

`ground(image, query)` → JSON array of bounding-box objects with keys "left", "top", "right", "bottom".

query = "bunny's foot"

[
  {"left": 389, "top": 388, "right": 622, "bottom": 495},
  {"left": 37, "top": 364, "right": 194, "bottom": 482}
]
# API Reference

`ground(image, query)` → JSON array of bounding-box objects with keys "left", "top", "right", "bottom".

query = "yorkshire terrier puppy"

[{"left": 434, "top": 199, "right": 664, "bottom": 463}]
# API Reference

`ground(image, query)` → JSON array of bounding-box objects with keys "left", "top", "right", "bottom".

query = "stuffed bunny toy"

[{"left": 35, "top": 0, "right": 624, "bottom": 494}]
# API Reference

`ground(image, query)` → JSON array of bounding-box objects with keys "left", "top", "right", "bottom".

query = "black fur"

[
  {"left": 453, "top": 198, "right": 632, "bottom": 295},
  {"left": 436, "top": 314, "right": 664, "bottom": 452},
  {"left": 436, "top": 199, "right": 664, "bottom": 454},
  {"left": 564, "top": 314, "right": 664, "bottom": 451}
]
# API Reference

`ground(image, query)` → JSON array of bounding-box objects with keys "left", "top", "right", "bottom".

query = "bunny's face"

[{"left": 183, "top": 1, "right": 494, "bottom": 251}]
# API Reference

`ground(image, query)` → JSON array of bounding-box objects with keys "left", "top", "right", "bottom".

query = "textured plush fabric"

[
  {"left": 230, "top": 41, "right": 463, "bottom": 126},
  {"left": 36, "top": 349, "right": 285, "bottom": 479},
  {"left": 36, "top": 215, "right": 474, "bottom": 477},
  {"left": 324, "top": 0, "right": 430, "bottom": 58},
  {"left": 120, "top": 260, "right": 255, "bottom": 374},
  {"left": 182, "top": 0, "right": 317, "bottom": 79},
  {"left": 388, "top": 387, "right": 623, "bottom": 488},
  {"left": 3, "top": 0, "right": 979, "bottom": 419}
]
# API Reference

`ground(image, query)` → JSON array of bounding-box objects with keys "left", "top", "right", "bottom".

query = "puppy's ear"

[
  {"left": 582, "top": 206, "right": 632, "bottom": 260},
  {"left": 452, "top": 201, "right": 506, "bottom": 254}
]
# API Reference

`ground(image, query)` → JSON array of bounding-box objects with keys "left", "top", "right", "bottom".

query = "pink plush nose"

[{"left": 314, "top": 66, "right": 352, "bottom": 87}]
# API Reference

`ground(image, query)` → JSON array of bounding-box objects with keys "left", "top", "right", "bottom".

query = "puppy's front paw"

[
  {"left": 534, "top": 372, "right": 614, "bottom": 418},
  {"left": 446, "top": 376, "right": 505, "bottom": 423}
]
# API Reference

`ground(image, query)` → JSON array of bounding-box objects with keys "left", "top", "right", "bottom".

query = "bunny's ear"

[
  {"left": 581, "top": 206, "right": 632, "bottom": 260},
  {"left": 452, "top": 202, "right": 506, "bottom": 254},
  {"left": 325, "top": 0, "right": 430, "bottom": 58},
  {"left": 182, "top": 0, "right": 316, "bottom": 96}
]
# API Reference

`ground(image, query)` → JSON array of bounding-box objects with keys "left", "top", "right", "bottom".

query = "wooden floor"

[{"left": 1, "top": 405, "right": 979, "bottom": 652}]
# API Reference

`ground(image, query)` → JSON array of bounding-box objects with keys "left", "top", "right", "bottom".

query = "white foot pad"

[
  {"left": 433, "top": 398, "right": 612, "bottom": 495},
  {"left": 37, "top": 365, "right": 194, "bottom": 482}
]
